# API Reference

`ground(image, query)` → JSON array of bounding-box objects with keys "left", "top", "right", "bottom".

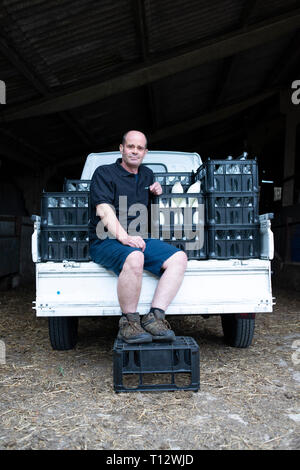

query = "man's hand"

[
  {"left": 149, "top": 182, "right": 162, "bottom": 196},
  {"left": 120, "top": 235, "right": 146, "bottom": 252}
]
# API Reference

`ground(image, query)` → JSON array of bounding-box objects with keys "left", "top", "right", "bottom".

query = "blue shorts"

[{"left": 89, "top": 238, "right": 181, "bottom": 277}]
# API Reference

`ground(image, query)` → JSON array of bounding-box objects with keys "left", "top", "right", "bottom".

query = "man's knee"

[
  {"left": 177, "top": 250, "right": 188, "bottom": 269},
  {"left": 163, "top": 250, "right": 188, "bottom": 271},
  {"left": 122, "top": 250, "right": 144, "bottom": 275}
]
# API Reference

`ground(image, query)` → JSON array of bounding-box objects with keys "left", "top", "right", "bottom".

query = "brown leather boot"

[
  {"left": 141, "top": 309, "right": 176, "bottom": 342},
  {"left": 117, "top": 313, "right": 152, "bottom": 344}
]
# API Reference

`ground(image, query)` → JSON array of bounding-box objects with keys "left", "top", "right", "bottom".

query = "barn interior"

[{"left": 0, "top": 0, "right": 299, "bottom": 290}]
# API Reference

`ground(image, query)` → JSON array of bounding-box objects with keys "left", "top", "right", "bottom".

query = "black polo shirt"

[{"left": 89, "top": 158, "right": 154, "bottom": 242}]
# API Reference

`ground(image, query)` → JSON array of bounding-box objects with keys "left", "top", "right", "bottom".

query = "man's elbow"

[{"left": 96, "top": 203, "right": 112, "bottom": 219}]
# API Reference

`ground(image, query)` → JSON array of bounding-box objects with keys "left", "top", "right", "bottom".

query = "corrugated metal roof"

[
  {"left": 0, "top": 50, "right": 40, "bottom": 104},
  {"left": 153, "top": 61, "right": 221, "bottom": 127},
  {"left": 145, "top": 0, "right": 244, "bottom": 54},
  {"left": 248, "top": 0, "right": 300, "bottom": 24},
  {"left": 0, "top": 0, "right": 300, "bottom": 169},
  {"left": 2, "top": 0, "right": 140, "bottom": 90},
  {"left": 221, "top": 32, "right": 295, "bottom": 104}
]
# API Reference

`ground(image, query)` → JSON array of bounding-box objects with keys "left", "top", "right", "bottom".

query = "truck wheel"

[
  {"left": 221, "top": 314, "right": 255, "bottom": 348},
  {"left": 48, "top": 317, "right": 78, "bottom": 350}
]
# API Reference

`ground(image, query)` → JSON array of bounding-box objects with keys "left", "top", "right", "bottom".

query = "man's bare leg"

[
  {"left": 151, "top": 251, "right": 188, "bottom": 311},
  {"left": 117, "top": 250, "right": 144, "bottom": 313},
  {"left": 117, "top": 250, "right": 152, "bottom": 343}
]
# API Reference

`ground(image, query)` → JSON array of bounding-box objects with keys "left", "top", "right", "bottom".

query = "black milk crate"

[
  {"left": 164, "top": 238, "right": 207, "bottom": 260},
  {"left": 41, "top": 192, "right": 90, "bottom": 227},
  {"left": 41, "top": 227, "right": 90, "bottom": 261},
  {"left": 205, "top": 192, "right": 259, "bottom": 225},
  {"left": 207, "top": 224, "right": 260, "bottom": 259},
  {"left": 152, "top": 193, "right": 206, "bottom": 259},
  {"left": 63, "top": 179, "right": 91, "bottom": 192},
  {"left": 153, "top": 172, "right": 196, "bottom": 194},
  {"left": 153, "top": 193, "right": 205, "bottom": 226},
  {"left": 197, "top": 158, "right": 259, "bottom": 193},
  {"left": 113, "top": 336, "right": 200, "bottom": 393}
]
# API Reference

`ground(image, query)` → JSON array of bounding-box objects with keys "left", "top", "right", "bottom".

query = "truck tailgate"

[{"left": 34, "top": 259, "right": 273, "bottom": 316}]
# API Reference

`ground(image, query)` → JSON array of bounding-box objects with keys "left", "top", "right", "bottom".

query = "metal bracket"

[{"left": 62, "top": 260, "right": 81, "bottom": 268}]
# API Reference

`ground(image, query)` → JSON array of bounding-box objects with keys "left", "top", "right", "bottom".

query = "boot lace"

[{"left": 127, "top": 319, "right": 143, "bottom": 333}]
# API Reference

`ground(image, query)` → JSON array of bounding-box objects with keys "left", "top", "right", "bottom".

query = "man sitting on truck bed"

[{"left": 89, "top": 130, "right": 188, "bottom": 344}]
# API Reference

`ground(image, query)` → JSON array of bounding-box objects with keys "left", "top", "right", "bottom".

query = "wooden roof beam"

[
  {"left": 49, "top": 87, "right": 277, "bottom": 172},
  {"left": 0, "top": 127, "right": 46, "bottom": 168},
  {"left": 210, "top": 0, "right": 259, "bottom": 109},
  {"left": 132, "top": 0, "right": 159, "bottom": 131},
  {"left": 263, "top": 29, "right": 300, "bottom": 88}
]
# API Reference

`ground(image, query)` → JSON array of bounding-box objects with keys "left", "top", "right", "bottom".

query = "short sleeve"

[
  {"left": 149, "top": 170, "right": 155, "bottom": 185},
  {"left": 144, "top": 166, "right": 154, "bottom": 185},
  {"left": 90, "top": 167, "right": 115, "bottom": 207}
]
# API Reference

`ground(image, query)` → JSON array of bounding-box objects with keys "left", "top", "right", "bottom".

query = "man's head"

[{"left": 119, "top": 130, "right": 148, "bottom": 173}]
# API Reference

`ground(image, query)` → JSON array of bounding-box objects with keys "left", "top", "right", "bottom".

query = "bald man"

[{"left": 89, "top": 130, "right": 187, "bottom": 343}]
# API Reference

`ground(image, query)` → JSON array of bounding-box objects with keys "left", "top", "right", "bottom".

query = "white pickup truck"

[{"left": 32, "top": 150, "right": 274, "bottom": 350}]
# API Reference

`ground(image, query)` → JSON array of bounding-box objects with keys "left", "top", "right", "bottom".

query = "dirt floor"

[{"left": 0, "top": 285, "right": 299, "bottom": 450}]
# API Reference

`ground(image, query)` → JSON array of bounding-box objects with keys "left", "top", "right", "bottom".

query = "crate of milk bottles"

[
  {"left": 153, "top": 173, "right": 207, "bottom": 259},
  {"left": 40, "top": 192, "right": 90, "bottom": 261},
  {"left": 63, "top": 179, "right": 91, "bottom": 192},
  {"left": 206, "top": 224, "right": 260, "bottom": 259},
  {"left": 41, "top": 192, "right": 90, "bottom": 226},
  {"left": 196, "top": 154, "right": 260, "bottom": 259},
  {"left": 41, "top": 227, "right": 90, "bottom": 261},
  {"left": 153, "top": 172, "right": 195, "bottom": 194},
  {"left": 205, "top": 192, "right": 260, "bottom": 225},
  {"left": 197, "top": 155, "right": 259, "bottom": 194}
]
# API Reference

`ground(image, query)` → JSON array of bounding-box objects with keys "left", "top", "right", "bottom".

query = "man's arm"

[{"left": 96, "top": 203, "right": 146, "bottom": 251}]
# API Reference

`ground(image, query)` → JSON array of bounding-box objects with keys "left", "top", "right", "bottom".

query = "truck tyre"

[
  {"left": 48, "top": 317, "right": 78, "bottom": 350},
  {"left": 221, "top": 314, "right": 255, "bottom": 348}
]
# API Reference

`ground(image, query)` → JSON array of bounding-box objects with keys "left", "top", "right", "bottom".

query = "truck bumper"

[{"left": 34, "top": 259, "right": 273, "bottom": 317}]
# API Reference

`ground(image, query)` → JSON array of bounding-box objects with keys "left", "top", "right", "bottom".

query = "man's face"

[{"left": 119, "top": 131, "right": 148, "bottom": 171}]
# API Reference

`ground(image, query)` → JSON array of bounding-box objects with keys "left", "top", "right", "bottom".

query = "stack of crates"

[
  {"left": 40, "top": 158, "right": 260, "bottom": 263},
  {"left": 153, "top": 172, "right": 206, "bottom": 259},
  {"left": 197, "top": 157, "right": 260, "bottom": 259},
  {"left": 40, "top": 188, "right": 90, "bottom": 261}
]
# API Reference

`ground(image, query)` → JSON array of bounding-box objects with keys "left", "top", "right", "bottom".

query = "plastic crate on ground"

[
  {"left": 207, "top": 224, "right": 260, "bottom": 259},
  {"left": 197, "top": 158, "right": 259, "bottom": 193},
  {"left": 113, "top": 336, "right": 200, "bottom": 393}
]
